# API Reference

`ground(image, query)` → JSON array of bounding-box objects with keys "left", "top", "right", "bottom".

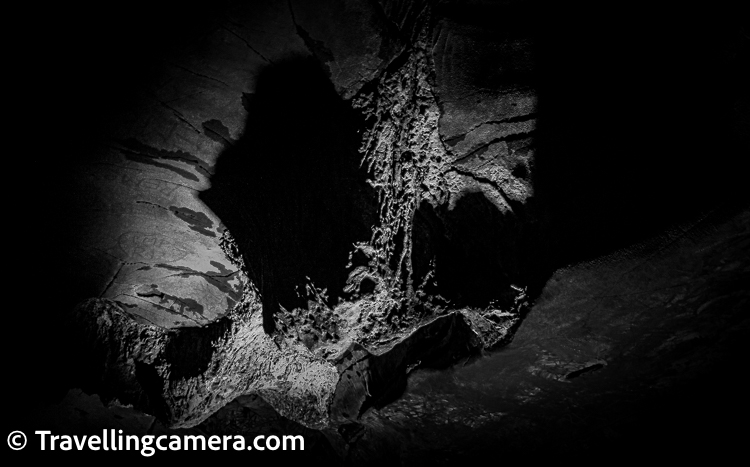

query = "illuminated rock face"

[
  {"left": 11, "top": 0, "right": 748, "bottom": 462},
  {"left": 50, "top": 0, "right": 541, "bottom": 431}
]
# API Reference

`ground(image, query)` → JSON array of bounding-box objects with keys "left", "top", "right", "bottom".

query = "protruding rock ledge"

[
  {"left": 68, "top": 296, "right": 339, "bottom": 430},
  {"left": 68, "top": 279, "right": 527, "bottom": 431}
]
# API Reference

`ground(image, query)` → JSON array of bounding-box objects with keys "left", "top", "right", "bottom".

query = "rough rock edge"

[
  {"left": 70, "top": 229, "right": 339, "bottom": 430},
  {"left": 276, "top": 18, "right": 528, "bottom": 361},
  {"left": 68, "top": 12, "right": 533, "bottom": 433},
  {"left": 271, "top": 17, "right": 532, "bottom": 429}
]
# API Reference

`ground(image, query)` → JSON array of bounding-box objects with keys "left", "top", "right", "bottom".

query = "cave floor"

[{"left": 18, "top": 205, "right": 748, "bottom": 463}]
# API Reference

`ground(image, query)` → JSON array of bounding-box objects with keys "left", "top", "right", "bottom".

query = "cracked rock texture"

[
  {"left": 8, "top": 0, "right": 749, "bottom": 462},
  {"left": 67, "top": 289, "right": 339, "bottom": 429}
]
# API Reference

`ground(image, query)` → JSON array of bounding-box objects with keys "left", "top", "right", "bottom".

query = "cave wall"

[{"left": 8, "top": 0, "right": 748, "bottom": 460}]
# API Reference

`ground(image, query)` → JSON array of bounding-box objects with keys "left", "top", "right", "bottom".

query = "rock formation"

[{"left": 8, "top": 0, "right": 748, "bottom": 462}]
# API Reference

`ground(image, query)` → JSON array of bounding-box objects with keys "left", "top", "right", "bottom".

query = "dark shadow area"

[
  {"left": 529, "top": 2, "right": 749, "bottom": 269},
  {"left": 164, "top": 317, "right": 234, "bottom": 379},
  {"left": 201, "top": 55, "right": 378, "bottom": 333},
  {"left": 331, "top": 313, "right": 482, "bottom": 424},
  {"left": 8, "top": 1, "right": 235, "bottom": 427},
  {"left": 428, "top": 0, "right": 748, "bottom": 307},
  {"left": 412, "top": 193, "right": 535, "bottom": 308},
  {"left": 363, "top": 312, "right": 480, "bottom": 413}
]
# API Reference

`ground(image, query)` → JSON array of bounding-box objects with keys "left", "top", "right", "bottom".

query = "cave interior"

[{"left": 7, "top": 0, "right": 749, "bottom": 462}]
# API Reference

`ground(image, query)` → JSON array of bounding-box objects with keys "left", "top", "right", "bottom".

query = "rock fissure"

[{"left": 220, "top": 25, "right": 274, "bottom": 64}]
